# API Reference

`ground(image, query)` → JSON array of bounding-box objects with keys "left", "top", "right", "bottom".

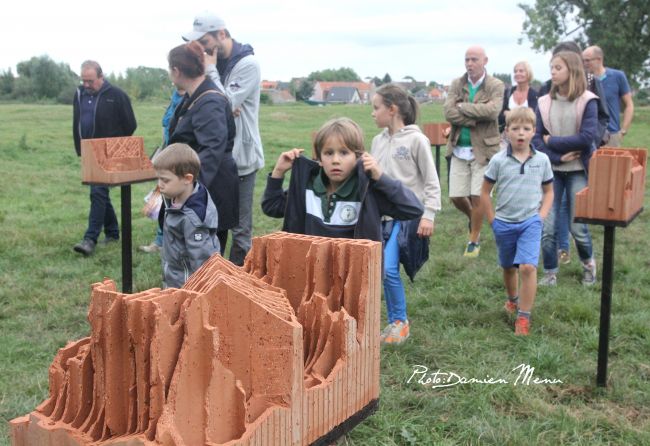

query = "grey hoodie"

[
  {"left": 162, "top": 183, "right": 219, "bottom": 288},
  {"left": 371, "top": 125, "right": 441, "bottom": 221},
  {"left": 206, "top": 41, "right": 264, "bottom": 176}
]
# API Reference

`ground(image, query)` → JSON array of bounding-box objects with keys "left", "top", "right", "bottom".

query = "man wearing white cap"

[{"left": 183, "top": 11, "right": 263, "bottom": 266}]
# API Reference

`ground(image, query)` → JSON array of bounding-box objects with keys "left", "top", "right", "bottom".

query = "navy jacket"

[
  {"left": 261, "top": 156, "right": 424, "bottom": 242},
  {"left": 533, "top": 97, "right": 598, "bottom": 172},
  {"left": 498, "top": 85, "right": 539, "bottom": 132},
  {"left": 168, "top": 78, "right": 239, "bottom": 230},
  {"left": 72, "top": 80, "right": 137, "bottom": 155}
]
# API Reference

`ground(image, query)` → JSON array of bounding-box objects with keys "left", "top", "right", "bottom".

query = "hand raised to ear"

[{"left": 271, "top": 148, "right": 304, "bottom": 178}]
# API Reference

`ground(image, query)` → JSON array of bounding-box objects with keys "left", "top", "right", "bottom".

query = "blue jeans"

[
  {"left": 83, "top": 185, "right": 119, "bottom": 242},
  {"left": 556, "top": 192, "right": 571, "bottom": 252},
  {"left": 229, "top": 171, "right": 257, "bottom": 266},
  {"left": 542, "top": 171, "right": 593, "bottom": 273},
  {"left": 154, "top": 226, "right": 163, "bottom": 247},
  {"left": 383, "top": 221, "right": 407, "bottom": 323}
]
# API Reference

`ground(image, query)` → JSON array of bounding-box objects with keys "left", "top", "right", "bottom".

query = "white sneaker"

[
  {"left": 582, "top": 259, "right": 597, "bottom": 286},
  {"left": 539, "top": 272, "right": 557, "bottom": 286},
  {"left": 139, "top": 242, "right": 161, "bottom": 253}
]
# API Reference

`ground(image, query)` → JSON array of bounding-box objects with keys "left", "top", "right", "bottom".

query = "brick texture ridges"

[
  {"left": 80, "top": 136, "right": 156, "bottom": 185},
  {"left": 10, "top": 232, "right": 381, "bottom": 446},
  {"left": 575, "top": 147, "right": 647, "bottom": 222}
]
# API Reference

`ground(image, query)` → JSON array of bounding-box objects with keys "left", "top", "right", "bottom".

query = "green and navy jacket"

[{"left": 261, "top": 156, "right": 423, "bottom": 241}]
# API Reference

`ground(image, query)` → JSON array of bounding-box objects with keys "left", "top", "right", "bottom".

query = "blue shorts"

[{"left": 491, "top": 215, "right": 542, "bottom": 268}]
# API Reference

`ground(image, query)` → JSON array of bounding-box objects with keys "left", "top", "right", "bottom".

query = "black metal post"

[
  {"left": 434, "top": 145, "right": 441, "bottom": 181},
  {"left": 597, "top": 225, "right": 615, "bottom": 387},
  {"left": 121, "top": 185, "right": 132, "bottom": 293}
]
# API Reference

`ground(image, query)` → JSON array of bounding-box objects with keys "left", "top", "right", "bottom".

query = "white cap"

[{"left": 182, "top": 12, "right": 226, "bottom": 41}]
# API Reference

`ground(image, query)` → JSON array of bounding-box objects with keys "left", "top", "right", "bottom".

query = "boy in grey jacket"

[{"left": 153, "top": 143, "right": 220, "bottom": 288}]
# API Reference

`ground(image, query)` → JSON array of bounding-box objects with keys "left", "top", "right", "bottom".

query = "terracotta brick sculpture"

[
  {"left": 81, "top": 136, "right": 157, "bottom": 185},
  {"left": 10, "top": 233, "right": 381, "bottom": 445},
  {"left": 575, "top": 147, "right": 647, "bottom": 222},
  {"left": 422, "top": 122, "right": 451, "bottom": 146}
]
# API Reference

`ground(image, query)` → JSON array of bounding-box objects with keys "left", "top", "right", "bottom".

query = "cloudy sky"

[{"left": 1, "top": 0, "right": 555, "bottom": 85}]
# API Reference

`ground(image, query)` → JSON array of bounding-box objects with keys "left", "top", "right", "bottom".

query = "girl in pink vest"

[{"left": 533, "top": 51, "right": 598, "bottom": 286}]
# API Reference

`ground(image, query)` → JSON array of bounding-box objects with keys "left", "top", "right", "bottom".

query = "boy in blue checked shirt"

[{"left": 481, "top": 107, "right": 554, "bottom": 336}]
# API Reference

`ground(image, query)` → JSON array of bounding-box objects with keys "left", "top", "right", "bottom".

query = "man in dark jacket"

[{"left": 72, "top": 60, "right": 137, "bottom": 256}]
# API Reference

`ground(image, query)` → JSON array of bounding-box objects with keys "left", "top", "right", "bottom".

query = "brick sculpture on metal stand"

[
  {"left": 81, "top": 136, "right": 156, "bottom": 185},
  {"left": 80, "top": 136, "right": 157, "bottom": 293},
  {"left": 10, "top": 232, "right": 381, "bottom": 445},
  {"left": 574, "top": 146, "right": 646, "bottom": 387}
]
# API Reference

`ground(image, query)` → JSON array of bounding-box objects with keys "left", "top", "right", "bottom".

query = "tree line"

[{"left": 0, "top": 55, "right": 174, "bottom": 104}]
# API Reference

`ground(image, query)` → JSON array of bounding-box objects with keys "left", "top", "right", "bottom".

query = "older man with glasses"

[{"left": 72, "top": 60, "right": 137, "bottom": 256}]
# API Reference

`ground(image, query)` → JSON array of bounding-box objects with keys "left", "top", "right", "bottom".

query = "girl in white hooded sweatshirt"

[{"left": 371, "top": 84, "right": 441, "bottom": 345}]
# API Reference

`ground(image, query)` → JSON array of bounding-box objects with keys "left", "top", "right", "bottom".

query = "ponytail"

[{"left": 375, "top": 84, "right": 419, "bottom": 125}]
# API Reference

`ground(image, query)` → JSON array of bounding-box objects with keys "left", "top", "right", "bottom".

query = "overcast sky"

[{"left": 1, "top": 0, "right": 555, "bottom": 85}]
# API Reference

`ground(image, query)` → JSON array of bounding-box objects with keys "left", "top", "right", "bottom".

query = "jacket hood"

[
  {"left": 379, "top": 124, "right": 423, "bottom": 140},
  {"left": 164, "top": 183, "right": 217, "bottom": 227},
  {"left": 217, "top": 40, "right": 255, "bottom": 83}
]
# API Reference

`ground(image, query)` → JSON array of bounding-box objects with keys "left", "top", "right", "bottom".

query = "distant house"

[
  {"left": 325, "top": 86, "right": 361, "bottom": 104},
  {"left": 260, "top": 80, "right": 296, "bottom": 104},
  {"left": 428, "top": 87, "right": 447, "bottom": 102},
  {"left": 413, "top": 89, "right": 431, "bottom": 104},
  {"left": 311, "top": 81, "right": 373, "bottom": 103},
  {"left": 394, "top": 81, "right": 427, "bottom": 93}
]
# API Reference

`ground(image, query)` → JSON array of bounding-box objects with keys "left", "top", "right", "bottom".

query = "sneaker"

[
  {"left": 382, "top": 320, "right": 410, "bottom": 345},
  {"left": 558, "top": 249, "right": 570, "bottom": 265},
  {"left": 73, "top": 239, "right": 96, "bottom": 256},
  {"left": 139, "top": 242, "right": 161, "bottom": 253},
  {"left": 538, "top": 272, "right": 557, "bottom": 286},
  {"left": 101, "top": 236, "right": 120, "bottom": 245},
  {"left": 463, "top": 242, "right": 480, "bottom": 258},
  {"left": 582, "top": 259, "right": 597, "bottom": 286},
  {"left": 380, "top": 323, "right": 393, "bottom": 342},
  {"left": 514, "top": 316, "right": 530, "bottom": 336},
  {"left": 504, "top": 300, "right": 518, "bottom": 315}
]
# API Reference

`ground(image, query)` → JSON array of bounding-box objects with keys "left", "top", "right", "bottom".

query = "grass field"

[{"left": 1, "top": 101, "right": 649, "bottom": 445}]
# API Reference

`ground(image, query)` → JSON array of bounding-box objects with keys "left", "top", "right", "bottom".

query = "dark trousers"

[{"left": 83, "top": 185, "right": 119, "bottom": 242}]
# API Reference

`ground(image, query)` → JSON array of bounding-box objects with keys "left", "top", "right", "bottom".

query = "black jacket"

[
  {"left": 261, "top": 156, "right": 424, "bottom": 241},
  {"left": 72, "top": 80, "right": 137, "bottom": 156},
  {"left": 498, "top": 85, "right": 539, "bottom": 132},
  {"left": 168, "top": 78, "right": 239, "bottom": 230},
  {"left": 539, "top": 76, "right": 610, "bottom": 146}
]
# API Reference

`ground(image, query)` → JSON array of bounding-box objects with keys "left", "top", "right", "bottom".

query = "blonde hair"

[
  {"left": 514, "top": 61, "right": 533, "bottom": 83},
  {"left": 549, "top": 51, "right": 587, "bottom": 101},
  {"left": 313, "top": 118, "right": 365, "bottom": 159},
  {"left": 153, "top": 143, "right": 200, "bottom": 179},
  {"left": 506, "top": 107, "right": 536, "bottom": 128}
]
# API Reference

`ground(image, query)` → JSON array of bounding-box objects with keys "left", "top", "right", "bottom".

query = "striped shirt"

[{"left": 484, "top": 146, "right": 553, "bottom": 223}]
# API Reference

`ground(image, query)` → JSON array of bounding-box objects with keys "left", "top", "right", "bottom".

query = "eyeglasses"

[{"left": 80, "top": 79, "right": 98, "bottom": 85}]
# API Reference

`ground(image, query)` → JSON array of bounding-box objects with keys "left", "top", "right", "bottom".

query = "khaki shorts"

[{"left": 449, "top": 155, "right": 487, "bottom": 197}]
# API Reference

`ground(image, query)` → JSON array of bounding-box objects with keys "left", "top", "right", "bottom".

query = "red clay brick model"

[
  {"left": 10, "top": 232, "right": 381, "bottom": 445},
  {"left": 422, "top": 122, "right": 450, "bottom": 146},
  {"left": 81, "top": 136, "right": 157, "bottom": 185},
  {"left": 575, "top": 147, "right": 647, "bottom": 222}
]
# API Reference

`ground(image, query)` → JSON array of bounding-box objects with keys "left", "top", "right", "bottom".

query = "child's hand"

[
  {"left": 361, "top": 153, "right": 382, "bottom": 181},
  {"left": 417, "top": 218, "right": 434, "bottom": 238},
  {"left": 560, "top": 151, "right": 581, "bottom": 162},
  {"left": 271, "top": 148, "right": 303, "bottom": 178}
]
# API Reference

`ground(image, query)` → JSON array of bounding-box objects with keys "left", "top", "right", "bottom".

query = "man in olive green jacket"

[{"left": 444, "top": 46, "right": 504, "bottom": 258}]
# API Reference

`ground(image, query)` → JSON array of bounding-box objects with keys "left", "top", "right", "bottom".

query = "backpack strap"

[{"left": 187, "top": 89, "right": 226, "bottom": 111}]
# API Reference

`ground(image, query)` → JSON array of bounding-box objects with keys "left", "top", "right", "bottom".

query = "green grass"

[{"left": 1, "top": 102, "right": 649, "bottom": 445}]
